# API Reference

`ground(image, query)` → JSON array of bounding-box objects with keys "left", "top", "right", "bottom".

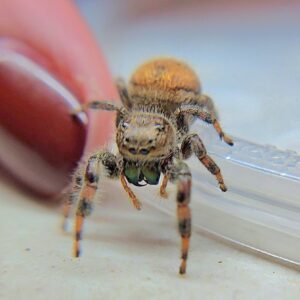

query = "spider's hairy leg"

[
  {"left": 176, "top": 104, "right": 234, "bottom": 146},
  {"left": 71, "top": 100, "right": 125, "bottom": 116},
  {"left": 195, "top": 94, "right": 219, "bottom": 120},
  {"left": 62, "top": 172, "right": 83, "bottom": 231},
  {"left": 73, "top": 151, "right": 120, "bottom": 257},
  {"left": 159, "top": 174, "right": 169, "bottom": 199},
  {"left": 169, "top": 161, "right": 192, "bottom": 275},
  {"left": 116, "top": 77, "right": 132, "bottom": 109},
  {"left": 181, "top": 133, "right": 227, "bottom": 192},
  {"left": 120, "top": 174, "right": 142, "bottom": 210}
]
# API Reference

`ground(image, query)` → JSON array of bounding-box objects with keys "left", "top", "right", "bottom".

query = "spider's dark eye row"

[
  {"left": 139, "top": 148, "right": 149, "bottom": 155},
  {"left": 128, "top": 148, "right": 137, "bottom": 154},
  {"left": 127, "top": 148, "right": 150, "bottom": 155}
]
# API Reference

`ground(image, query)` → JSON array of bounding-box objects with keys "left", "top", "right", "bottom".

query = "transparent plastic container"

[{"left": 146, "top": 123, "right": 300, "bottom": 265}]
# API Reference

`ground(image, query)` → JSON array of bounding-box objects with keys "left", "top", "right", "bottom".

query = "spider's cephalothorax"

[
  {"left": 64, "top": 58, "right": 234, "bottom": 275},
  {"left": 116, "top": 111, "right": 176, "bottom": 162}
]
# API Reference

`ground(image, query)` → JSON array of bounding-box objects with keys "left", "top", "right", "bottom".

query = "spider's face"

[{"left": 116, "top": 112, "right": 175, "bottom": 160}]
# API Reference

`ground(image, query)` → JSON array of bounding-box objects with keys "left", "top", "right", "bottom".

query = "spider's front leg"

[
  {"left": 181, "top": 133, "right": 227, "bottom": 192},
  {"left": 169, "top": 161, "right": 192, "bottom": 275},
  {"left": 73, "top": 151, "right": 120, "bottom": 257}
]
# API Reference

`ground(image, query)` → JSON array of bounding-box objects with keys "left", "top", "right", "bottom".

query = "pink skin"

[{"left": 0, "top": 0, "right": 118, "bottom": 197}]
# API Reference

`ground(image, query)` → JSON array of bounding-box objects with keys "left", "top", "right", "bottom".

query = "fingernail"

[{"left": 0, "top": 38, "right": 87, "bottom": 198}]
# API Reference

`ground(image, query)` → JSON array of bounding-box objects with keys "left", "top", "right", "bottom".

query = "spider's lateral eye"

[
  {"left": 121, "top": 121, "right": 129, "bottom": 129},
  {"left": 155, "top": 123, "right": 165, "bottom": 132}
]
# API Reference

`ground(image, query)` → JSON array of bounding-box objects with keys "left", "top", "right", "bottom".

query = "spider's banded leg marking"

[
  {"left": 196, "top": 94, "right": 219, "bottom": 120},
  {"left": 120, "top": 174, "right": 142, "bottom": 210},
  {"left": 170, "top": 162, "right": 192, "bottom": 275},
  {"left": 160, "top": 174, "right": 169, "bottom": 198},
  {"left": 62, "top": 192, "right": 73, "bottom": 231},
  {"left": 116, "top": 78, "right": 132, "bottom": 109},
  {"left": 73, "top": 151, "right": 120, "bottom": 258},
  {"left": 181, "top": 134, "right": 227, "bottom": 192},
  {"left": 211, "top": 117, "right": 233, "bottom": 146},
  {"left": 175, "top": 104, "right": 234, "bottom": 146},
  {"left": 74, "top": 155, "right": 99, "bottom": 257},
  {"left": 62, "top": 174, "right": 82, "bottom": 231}
]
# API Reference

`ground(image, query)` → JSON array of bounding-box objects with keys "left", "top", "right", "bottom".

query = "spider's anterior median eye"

[{"left": 139, "top": 148, "right": 149, "bottom": 155}]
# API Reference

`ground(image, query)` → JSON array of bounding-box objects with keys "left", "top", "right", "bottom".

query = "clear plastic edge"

[{"left": 143, "top": 123, "right": 300, "bottom": 266}]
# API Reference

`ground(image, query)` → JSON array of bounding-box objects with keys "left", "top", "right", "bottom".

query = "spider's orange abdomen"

[{"left": 130, "top": 58, "right": 201, "bottom": 94}]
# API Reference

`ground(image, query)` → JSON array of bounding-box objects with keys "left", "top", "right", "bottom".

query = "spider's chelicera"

[{"left": 63, "top": 58, "right": 233, "bottom": 275}]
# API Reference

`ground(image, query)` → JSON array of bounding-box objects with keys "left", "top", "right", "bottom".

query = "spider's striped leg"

[
  {"left": 74, "top": 155, "right": 99, "bottom": 257},
  {"left": 181, "top": 133, "right": 227, "bottom": 192},
  {"left": 73, "top": 151, "right": 120, "bottom": 257},
  {"left": 62, "top": 172, "right": 82, "bottom": 231},
  {"left": 175, "top": 104, "right": 234, "bottom": 146},
  {"left": 170, "top": 161, "right": 192, "bottom": 275},
  {"left": 196, "top": 94, "right": 219, "bottom": 120}
]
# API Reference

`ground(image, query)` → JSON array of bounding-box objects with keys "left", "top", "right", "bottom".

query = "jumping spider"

[{"left": 64, "top": 58, "right": 233, "bottom": 275}]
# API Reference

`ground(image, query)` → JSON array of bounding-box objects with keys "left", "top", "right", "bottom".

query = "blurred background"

[{"left": 77, "top": 0, "right": 300, "bottom": 151}]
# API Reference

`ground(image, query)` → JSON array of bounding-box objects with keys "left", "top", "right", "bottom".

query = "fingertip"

[{"left": 0, "top": 1, "right": 118, "bottom": 196}]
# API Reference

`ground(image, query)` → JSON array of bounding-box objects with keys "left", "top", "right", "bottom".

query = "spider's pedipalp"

[
  {"left": 159, "top": 173, "right": 169, "bottom": 198},
  {"left": 120, "top": 174, "right": 142, "bottom": 210}
]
